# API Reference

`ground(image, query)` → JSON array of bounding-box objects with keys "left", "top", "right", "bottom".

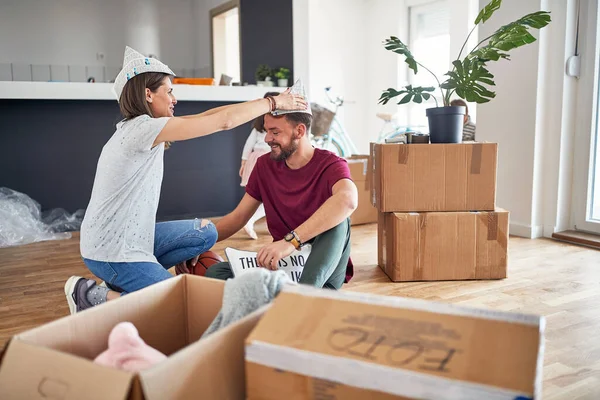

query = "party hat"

[
  {"left": 271, "top": 78, "right": 312, "bottom": 116},
  {"left": 112, "top": 46, "right": 176, "bottom": 101}
]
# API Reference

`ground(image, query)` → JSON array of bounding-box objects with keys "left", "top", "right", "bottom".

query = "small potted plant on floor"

[
  {"left": 379, "top": 0, "right": 551, "bottom": 143},
  {"left": 255, "top": 64, "right": 274, "bottom": 87},
  {"left": 274, "top": 67, "right": 291, "bottom": 87}
]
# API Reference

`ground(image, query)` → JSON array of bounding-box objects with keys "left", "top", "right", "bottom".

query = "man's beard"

[{"left": 269, "top": 139, "right": 299, "bottom": 161}]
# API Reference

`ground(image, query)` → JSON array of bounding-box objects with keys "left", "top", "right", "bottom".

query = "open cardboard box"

[{"left": 0, "top": 275, "right": 261, "bottom": 400}]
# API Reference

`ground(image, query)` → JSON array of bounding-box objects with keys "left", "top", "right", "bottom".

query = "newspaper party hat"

[
  {"left": 271, "top": 78, "right": 312, "bottom": 116},
  {"left": 112, "top": 46, "right": 176, "bottom": 102}
]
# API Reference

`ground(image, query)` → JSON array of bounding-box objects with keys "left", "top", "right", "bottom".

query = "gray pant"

[{"left": 206, "top": 219, "right": 351, "bottom": 289}]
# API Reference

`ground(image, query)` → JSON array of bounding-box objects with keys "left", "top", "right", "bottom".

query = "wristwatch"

[{"left": 284, "top": 230, "right": 302, "bottom": 250}]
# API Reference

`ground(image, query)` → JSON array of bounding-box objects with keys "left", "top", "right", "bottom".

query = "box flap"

[
  {"left": 17, "top": 276, "right": 186, "bottom": 358},
  {"left": 246, "top": 285, "right": 543, "bottom": 399},
  {"left": 0, "top": 339, "right": 134, "bottom": 400},
  {"left": 185, "top": 275, "right": 225, "bottom": 341},
  {"left": 141, "top": 307, "right": 267, "bottom": 400}
]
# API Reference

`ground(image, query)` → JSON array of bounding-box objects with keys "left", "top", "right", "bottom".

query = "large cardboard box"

[
  {"left": 0, "top": 275, "right": 261, "bottom": 400},
  {"left": 245, "top": 285, "right": 544, "bottom": 400},
  {"left": 347, "top": 155, "right": 377, "bottom": 225},
  {"left": 370, "top": 142, "right": 497, "bottom": 212},
  {"left": 378, "top": 209, "right": 509, "bottom": 282}
]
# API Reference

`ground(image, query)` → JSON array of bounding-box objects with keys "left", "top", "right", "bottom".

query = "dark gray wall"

[
  {"left": 0, "top": 99, "right": 249, "bottom": 221},
  {"left": 239, "top": 0, "right": 294, "bottom": 84}
]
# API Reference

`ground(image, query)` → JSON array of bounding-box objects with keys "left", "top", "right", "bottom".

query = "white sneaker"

[{"left": 244, "top": 224, "right": 258, "bottom": 240}]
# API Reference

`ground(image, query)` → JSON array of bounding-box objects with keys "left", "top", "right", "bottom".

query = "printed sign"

[{"left": 225, "top": 245, "right": 312, "bottom": 283}]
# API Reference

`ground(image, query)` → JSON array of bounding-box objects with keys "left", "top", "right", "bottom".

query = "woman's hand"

[
  {"left": 239, "top": 160, "right": 247, "bottom": 177},
  {"left": 273, "top": 88, "right": 308, "bottom": 111}
]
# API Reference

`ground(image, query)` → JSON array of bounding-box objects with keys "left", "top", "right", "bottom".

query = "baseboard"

[{"left": 510, "top": 222, "right": 544, "bottom": 239}]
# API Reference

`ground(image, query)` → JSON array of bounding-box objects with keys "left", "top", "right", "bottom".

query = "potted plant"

[
  {"left": 255, "top": 64, "right": 274, "bottom": 87},
  {"left": 274, "top": 67, "right": 291, "bottom": 87},
  {"left": 379, "top": 0, "right": 551, "bottom": 143}
]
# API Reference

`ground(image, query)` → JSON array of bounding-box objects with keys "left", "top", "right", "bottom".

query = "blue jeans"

[{"left": 83, "top": 219, "right": 217, "bottom": 295}]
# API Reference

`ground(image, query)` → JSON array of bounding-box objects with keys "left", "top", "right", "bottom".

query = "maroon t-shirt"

[{"left": 245, "top": 148, "right": 354, "bottom": 282}]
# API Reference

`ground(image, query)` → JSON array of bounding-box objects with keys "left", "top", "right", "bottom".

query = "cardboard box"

[
  {"left": 347, "top": 155, "right": 377, "bottom": 225},
  {"left": 245, "top": 285, "right": 544, "bottom": 400},
  {"left": 370, "top": 142, "right": 497, "bottom": 212},
  {"left": 0, "top": 275, "right": 261, "bottom": 400},
  {"left": 378, "top": 209, "right": 509, "bottom": 282}
]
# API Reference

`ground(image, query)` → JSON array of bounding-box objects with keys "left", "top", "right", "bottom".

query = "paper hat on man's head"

[
  {"left": 112, "top": 46, "right": 176, "bottom": 102},
  {"left": 271, "top": 79, "right": 312, "bottom": 116}
]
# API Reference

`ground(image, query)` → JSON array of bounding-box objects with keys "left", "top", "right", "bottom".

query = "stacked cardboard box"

[{"left": 370, "top": 142, "right": 508, "bottom": 282}]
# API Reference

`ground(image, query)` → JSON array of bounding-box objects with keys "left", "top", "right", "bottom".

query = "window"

[
  {"left": 211, "top": 1, "right": 240, "bottom": 83},
  {"left": 407, "top": 0, "right": 450, "bottom": 131}
]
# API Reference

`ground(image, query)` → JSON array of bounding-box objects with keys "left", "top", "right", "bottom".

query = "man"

[
  {"left": 206, "top": 90, "right": 358, "bottom": 289},
  {"left": 450, "top": 99, "right": 476, "bottom": 141}
]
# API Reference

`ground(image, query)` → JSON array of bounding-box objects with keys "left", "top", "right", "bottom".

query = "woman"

[
  {"left": 239, "top": 91, "right": 279, "bottom": 239},
  {"left": 65, "top": 47, "right": 306, "bottom": 314}
]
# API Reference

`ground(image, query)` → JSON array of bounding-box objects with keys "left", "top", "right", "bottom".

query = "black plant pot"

[{"left": 426, "top": 106, "right": 466, "bottom": 143}]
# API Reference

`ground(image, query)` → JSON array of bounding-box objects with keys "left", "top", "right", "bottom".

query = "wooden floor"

[{"left": 1, "top": 222, "right": 600, "bottom": 399}]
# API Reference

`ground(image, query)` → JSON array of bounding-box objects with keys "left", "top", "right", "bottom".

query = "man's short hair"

[
  {"left": 283, "top": 112, "right": 312, "bottom": 132},
  {"left": 450, "top": 99, "right": 468, "bottom": 115}
]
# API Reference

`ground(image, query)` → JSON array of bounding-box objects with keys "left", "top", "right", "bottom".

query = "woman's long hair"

[{"left": 119, "top": 72, "right": 171, "bottom": 120}]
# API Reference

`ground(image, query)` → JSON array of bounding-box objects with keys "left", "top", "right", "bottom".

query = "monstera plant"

[{"left": 379, "top": 0, "right": 551, "bottom": 143}]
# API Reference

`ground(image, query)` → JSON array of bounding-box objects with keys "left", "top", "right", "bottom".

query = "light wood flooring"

[{"left": 0, "top": 222, "right": 599, "bottom": 399}]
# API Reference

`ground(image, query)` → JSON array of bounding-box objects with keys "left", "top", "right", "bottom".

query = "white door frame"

[{"left": 571, "top": 0, "right": 600, "bottom": 233}]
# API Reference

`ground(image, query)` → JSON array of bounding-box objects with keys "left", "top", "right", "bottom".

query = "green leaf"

[
  {"left": 475, "top": 0, "right": 502, "bottom": 25},
  {"left": 379, "top": 85, "right": 436, "bottom": 106},
  {"left": 398, "top": 94, "right": 412, "bottom": 104},
  {"left": 383, "top": 36, "right": 418, "bottom": 74},
  {"left": 442, "top": 60, "right": 496, "bottom": 104},
  {"left": 469, "top": 11, "right": 550, "bottom": 67},
  {"left": 378, "top": 88, "right": 404, "bottom": 105}
]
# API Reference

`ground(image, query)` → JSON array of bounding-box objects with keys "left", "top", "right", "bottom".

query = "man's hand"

[
  {"left": 257, "top": 240, "right": 296, "bottom": 270},
  {"left": 174, "top": 255, "right": 199, "bottom": 275}
]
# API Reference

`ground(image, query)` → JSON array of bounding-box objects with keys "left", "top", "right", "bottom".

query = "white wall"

[
  {"left": 0, "top": 0, "right": 222, "bottom": 81},
  {"left": 476, "top": 0, "right": 542, "bottom": 237},
  {"left": 365, "top": 0, "right": 408, "bottom": 148},
  {"left": 302, "top": 0, "right": 479, "bottom": 154},
  {"left": 306, "top": 0, "right": 368, "bottom": 153},
  {"left": 304, "top": 0, "right": 407, "bottom": 154},
  {"left": 477, "top": 0, "right": 577, "bottom": 238}
]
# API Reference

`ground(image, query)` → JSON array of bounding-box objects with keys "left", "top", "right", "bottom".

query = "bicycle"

[{"left": 310, "top": 87, "right": 358, "bottom": 157}]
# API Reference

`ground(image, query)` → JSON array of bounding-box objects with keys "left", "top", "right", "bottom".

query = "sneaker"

[
  {"left": 64, "top": 276, "right": 95, "bottom": 315},
  {"left": 244, "top": 224, "right": 258, "bottom": 240}
]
